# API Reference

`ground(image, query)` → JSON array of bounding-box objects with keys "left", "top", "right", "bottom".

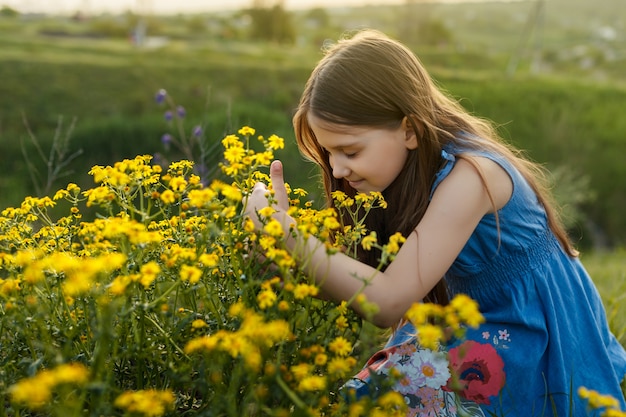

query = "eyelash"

[{"left": 325, "top": 149, "right": 358, "bottom": 159}]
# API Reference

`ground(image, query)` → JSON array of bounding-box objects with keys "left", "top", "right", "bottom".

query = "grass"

[{"left": 581, "top": 249, "right": 626, "bottom": 346}]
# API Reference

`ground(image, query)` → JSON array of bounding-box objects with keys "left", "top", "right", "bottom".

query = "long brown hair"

[{"left": 292, "top": 29, "right": 577, "bottom": 305}]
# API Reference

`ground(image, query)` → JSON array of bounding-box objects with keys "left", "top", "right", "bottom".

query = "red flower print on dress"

[{"left": 445, "top": 340, "right": 505, "bottom": 405}]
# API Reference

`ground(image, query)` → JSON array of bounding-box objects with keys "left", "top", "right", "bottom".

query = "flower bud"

[
  {"left": 161, "top": 133, "right": 173, "bottom": 145},
  {"left": 155, "top": 88, "right": 167, "bottom": 104}
]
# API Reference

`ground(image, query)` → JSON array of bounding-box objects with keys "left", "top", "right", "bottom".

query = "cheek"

[{"left": 327, "top": 154, "right": 335, "bottom": 169}]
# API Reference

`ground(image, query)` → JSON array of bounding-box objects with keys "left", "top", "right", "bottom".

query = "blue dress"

[{"left": 433, "top": 141, "right": 626, "bottom": 416}]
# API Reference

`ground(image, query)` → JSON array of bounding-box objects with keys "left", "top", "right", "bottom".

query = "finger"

[{"left": 269, "top": 160, "right": 290, "bottom": 210}]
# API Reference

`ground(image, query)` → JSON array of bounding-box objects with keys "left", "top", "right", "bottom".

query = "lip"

[{"left": 347, "top": 179, "right": 363, "bottom": 189}]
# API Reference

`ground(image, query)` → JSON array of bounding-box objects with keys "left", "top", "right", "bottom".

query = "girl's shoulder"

[{"left": 431, "top": 139, "right": 516, "bottom": 199}]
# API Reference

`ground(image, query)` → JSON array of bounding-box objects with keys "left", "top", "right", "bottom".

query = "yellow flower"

[
  {"left": 238, "top": 126, "right": 256, "bottom": 136},
  {"left": 184, "top": 335, "right": 219, "bottom": 354},
  {"left": 253, "top": 151, "right": 273, "bottom": 165},
  {"left": 348, "top": 402, "right": 367, "bottom": 417},
  {"left": 327, "top": 356, "right": 356, "bottom": 377},
  {"left": 139, "top": 261, "right": 161, "bottom": 288},
  {"left": 267, "top": 134, "right": 285, "bottom": 150},
  {"left": 224, "top": 146, "right": 246, "bottom": 164},
  {"left": 220, "top": 184, "right": 242, "bottom": 202},
  {"left": 257, "top": 289, "right": 277, "bottom": 309},
  {"left": 340, "top": 197, "right": 355, "bottom": 208},
  {"left": 53, "top": 363, "right": 89, "bottom": 384},
  {"left": 9, "top": 363, "right": 89, "bottom": 410},
  {"left": 361, "top": 232, "right": 377, "bottom": 251},
  {"left": 160, "top": 189, "right": 176, "bottom": 205},
  {"left": 298, "top": 375, "right": 327, "bottom": 392},
  {"left": 0, "top": 278, "right": 21, "bottom": 297},
  {"left": 263, "top": 218, "right": 284, "bottom": 238},
  {"left": 377, "top": 391, "right": 407, "bottom": 410},
  {"left": 354, "top": 193, "right": 371, "bottom": 204},
  {"left": 191, "top": 319, "right": 208, "bottom": 329},
  {"left": 199, "top": 253, "right": 219, "bottom": 268},
  {"left": 449, "top": 293, "right": 485, "bottom": 328},
  {"left": 335, "top": 315, "right": 349, "bottom": 330},
  {"left": 9, "top": 376, "right": 53, "bottom": 409},
  {"left": 328, "top": 336, "right": 352, "bottom": 357},
  {"left": 292, "top": 283, "right": 319, "bottom": 300},
  {"left": 292, "top": 188, "right": 307, "bottom": 196},
  {"left": 336, "top": 301, "right": 349, "bottom": 315},
  {"left": 259, "top": 235, "right": 276, "bottom": 250},
  {"left": 384, "top": 232, "right": 406, "bottom": 255},
  {"left": 188, "top": 189, "right": 217, "bottom": 207},
  {"left": 243, "top": 218, "right": 256, "bottom": 232},
  {"left": 169, "top": 176, "right": 187, "bottom": 192},
  {"left": 83, "top": 185, "right": 115, "bottom": 207},
  {"left": 53, "top": 189, "right": 69, "bottom": 200},
  {"left": 331, "top": 190, "right": 347, "bottom": 202},
  {"left": 323, "top": 216, "right": 341, "bottom": 230},
  {"left": 578, "top": 387, "right": 621, "bottom": 410},
  {"left": 221, "top": 134, "right": 241, "bottom": 148},
  {"left": 405, "top": 302, "right": 436, "bottom": 326},
  {"left": 290, "top": 363, "right": 313, "bottom": 380},
  {"left": 258, "top": 206, "right": 276, "bottom": 218},
  {"left": 314, "top": 353, "right": 328, "bottom": 366},
  {"left": 180, "top": 264, "right": 202, "bottom": 284},
  {"left": 222, "top": 162, "right": 243, "bottom": 176},
  {"left": 109, "top": 274, "right": 132, "bottom": 296},
  {"left": 221, "top": 206, "right": 237, "bottom": 219},
  {"left": 114, "top": 389, "right": 175, "bottom": 417},
  {"left": 416, "top": 323, "right": 444, "bottom": 350}
]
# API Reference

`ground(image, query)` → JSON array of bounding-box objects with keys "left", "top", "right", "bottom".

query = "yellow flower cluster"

[
  {"left": 220, "top": 127, "right": 284, "bottom": 191},
  {"left": 114, "top": 389, "right": 175, "bottom": 417},
  {"left": 404, "top": 294, "right": 485, "bottom": 350},
  {"left": 579, "top": 387, "right": 626, "bottom": 417},
  {"left": 184, "top": 303, "right": 293, "bottom": 372},
  {"left": 9, "top": 363, "right": 89, "bottom": 409},
  {"left": 0, "top": 126, "right": 488, "bottom": 416}
]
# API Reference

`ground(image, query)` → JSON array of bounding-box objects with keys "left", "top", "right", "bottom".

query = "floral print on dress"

[
  {"left": 342, "top": 330, "right": 490, "bottom": 416},
  {"left": 481, "top": 328, "right": 511, "bottom": 349},
  {"left": 445, "top": 340, "right": 506, "bottom": 405},
  {"left": 381, "top": 349, "right": 451, "bottom": 392}
]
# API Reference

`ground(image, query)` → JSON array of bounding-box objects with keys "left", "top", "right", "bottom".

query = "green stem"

[
  {"left": 144, "top": 314, "right": 189, "bottom": 359},
  {"left": 276, "top": 375, "right": 307, "bottom": 411},
  {"left": 145, "top": 281, "right": 180, "bottom": 310}
]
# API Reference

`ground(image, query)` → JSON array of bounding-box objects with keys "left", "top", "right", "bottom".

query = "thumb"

[{"left": 270, "top": 160, "right": 290, "bottom": 210}]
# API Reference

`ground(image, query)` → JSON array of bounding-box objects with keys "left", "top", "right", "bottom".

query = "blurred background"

[{"left": 0, "top": 0, "right": 625, "bottom": 250}]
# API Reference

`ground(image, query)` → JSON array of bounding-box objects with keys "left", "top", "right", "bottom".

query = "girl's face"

[{"left": 309, "top": 113, "right": 418, "bottom": 193}]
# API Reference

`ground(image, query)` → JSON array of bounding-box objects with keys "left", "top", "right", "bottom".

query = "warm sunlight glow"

[{"left": 6, "top": 0, "right": 499, "bottom": 15}]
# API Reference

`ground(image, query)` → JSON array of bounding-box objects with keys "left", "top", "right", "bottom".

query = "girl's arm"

[{"left": 245, "top": 158, "right": 512, "bottom": 328}]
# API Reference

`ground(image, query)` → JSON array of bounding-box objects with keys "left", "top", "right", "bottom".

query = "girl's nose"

[{"left": 332, "top": 160, "right": 351, "bottom": 179}]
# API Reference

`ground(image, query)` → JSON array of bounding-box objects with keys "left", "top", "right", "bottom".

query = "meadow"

[{"left": 0, "top": 0, "right": 625, "bottom": 414}]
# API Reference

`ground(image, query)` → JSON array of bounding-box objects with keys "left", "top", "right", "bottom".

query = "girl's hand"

[
  {"left": 242, "top": 160, "right": 292, "bottom": 277},
  {"left": 244, "top": 160, "right": 291, "bottom": 230}
]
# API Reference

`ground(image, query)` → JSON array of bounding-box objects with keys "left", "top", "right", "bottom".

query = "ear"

[{"left": 401, "top": 116, "right": 420, "bottom": 150}]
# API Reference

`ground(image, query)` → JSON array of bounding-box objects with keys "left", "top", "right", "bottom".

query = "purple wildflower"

[
  {"left": 176, "top": 105, "right": 186, "bottom": 118},
  {"left": 161, "top": 133, "right": 173, "bottom": 145},
  {"left": 192, "top": 125, "right": 202, "bottom": 138},
  {"left": 155, "top": 89, "right": 167, "bottom": 104},
  {"left": 164, "top": 110, "right": 173, "bottom": 122}
]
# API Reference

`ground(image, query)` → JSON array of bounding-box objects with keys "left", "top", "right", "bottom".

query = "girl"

[{"left": 245, "top": 29, "right": 626, "bottom": 416}]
